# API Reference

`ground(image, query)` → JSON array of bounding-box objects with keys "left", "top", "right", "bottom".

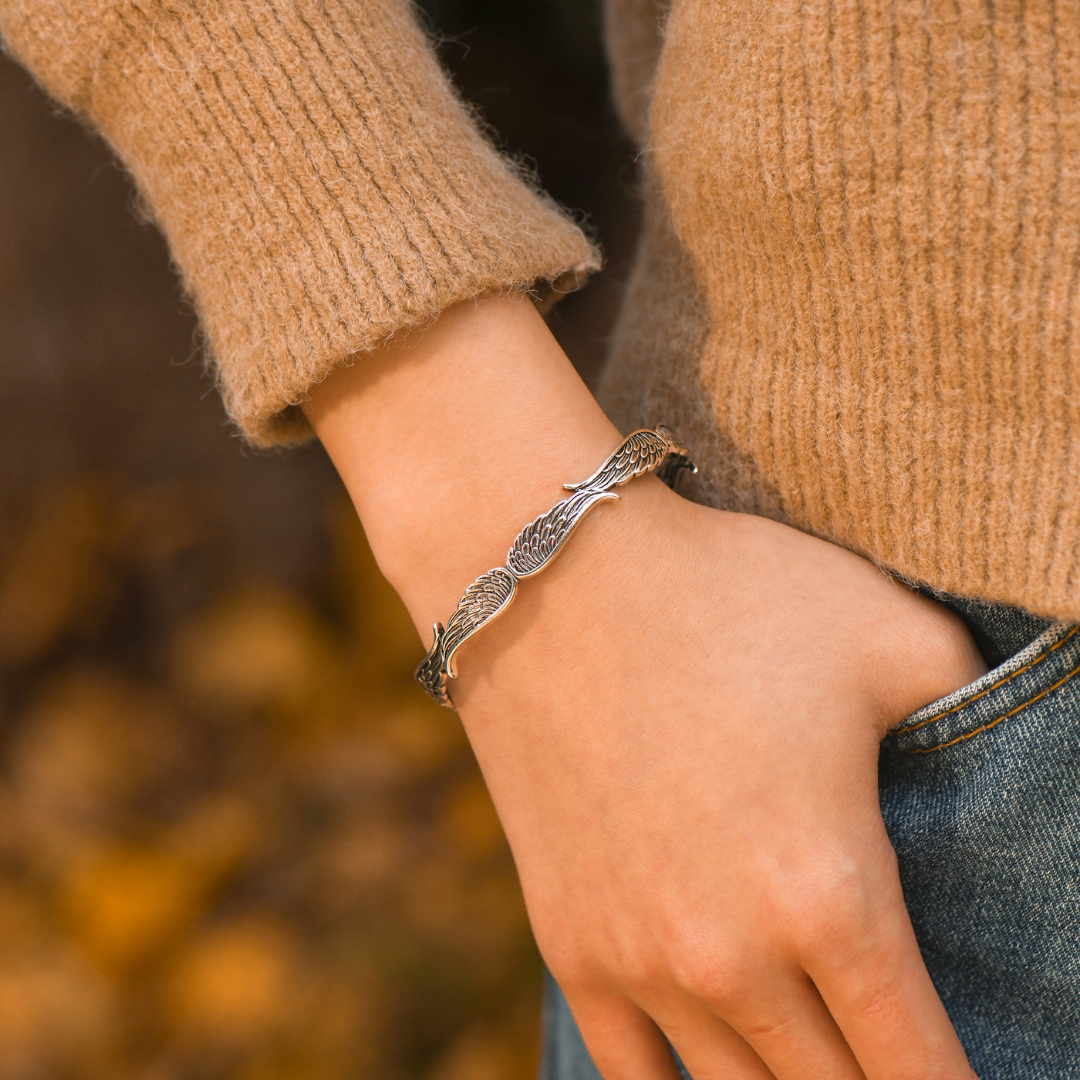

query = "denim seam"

[
  {"left": 891, "top": 625, "right": 1080, "bottom": 735},
  {"left": 898, "top": 657, "right": 1080, "bottom": 753}
]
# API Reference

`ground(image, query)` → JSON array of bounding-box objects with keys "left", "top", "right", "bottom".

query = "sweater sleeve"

[{"left": 0, "top": 0, "right": 600, "bottom": 445}]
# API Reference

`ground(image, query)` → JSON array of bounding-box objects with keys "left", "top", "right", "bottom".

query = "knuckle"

[
  {"left": 544, "top": 936, "right": 663, "bottom": 1001},
  {"left": 734, "top": 1008, "right": 801, "bottom": 1043},
  {"left": 609, "top": 949, "right": 665, "bottom": 997},
  {"left": 846, "top": 967, "right": 907, "bottom": 1024},
  {"left": 781, "top": 863, "right": 888, "bottom": 962},
  {"left": 668, "top": 955, "right": 714, "bottom": 1000},
  {"left": 665, "top": 941, "right": 749, "bottom": 1011}
]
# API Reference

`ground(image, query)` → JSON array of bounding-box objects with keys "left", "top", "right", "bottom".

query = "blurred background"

[{"left": 0, "top": 2, "right": 638, "bottom": 1077}]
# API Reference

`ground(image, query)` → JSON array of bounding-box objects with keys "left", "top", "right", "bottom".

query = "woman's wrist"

[{"left": 303, "top": 294, "right": 622, "bottom": 633}]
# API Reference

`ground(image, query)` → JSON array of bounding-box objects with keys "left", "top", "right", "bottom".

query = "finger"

[
  {"left": 654, "top": 1008, "right": 777, "bottom": 1080},
  {"left": 806, "top": 892, "right": 975, "bottom": 1078},
  {"left": 566, "top": 989, "right": 683, "bottom": 1080},
  {"left": 711, "top": 972, "right": 866, "bottom": 1080}
]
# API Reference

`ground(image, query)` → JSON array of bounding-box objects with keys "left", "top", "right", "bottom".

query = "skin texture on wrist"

[{"left": 303, "top": 293, "right": 622, "bottom": 637}]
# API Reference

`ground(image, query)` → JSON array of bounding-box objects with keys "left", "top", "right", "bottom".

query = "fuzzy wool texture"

[
  {"left": 600, "top": 0, "right": 1080, "bottom": 621},
  {"left": 0, "top": 0, "right": 599, "bottom": 445},
  {"left": 4, "top": 0, "right": 1080, "bottom": 618}
]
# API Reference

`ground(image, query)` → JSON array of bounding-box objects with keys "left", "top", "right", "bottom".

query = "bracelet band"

[{"left": 415, "top": 426, "right": 696, "bottom": 709}]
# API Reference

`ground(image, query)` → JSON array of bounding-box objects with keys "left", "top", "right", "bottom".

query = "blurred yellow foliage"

[
  {"left": 167, "top": 916, "right": 302, "bottom": 1045},
  {"left": 443, "top": 776, "right": 507, "bottom": 862},
  {"left": 330, "top": 501, "right": 425, "bottom": 676},
  {"left": 172, "top": 588, "right": 342, "bottom": 719},
  {"left": 374, "top": 702, "right": 470, "bottom": 773},
  {"left": 426, "top": 994, "right": 544, "bottom": 1080},
  {"left": 0, "top": 480, "right": 544, "bottom": 1079},
  {"left": 10, "top": 668, "right": 188, "bottom": 851},
  {"left": 167, "top": 793, "right": 266, "bottom": 871},
  {"left": 428, "top": 1027, "right": 524, "bottom": 1080},
  {"left": 63, "top": 846, "right": 217, "bottom": 973},
  {"left": 0, "top": 948, "right": 115, "bottom": 1079},
  {"left": 0, "top": 483, "right": 112, "bottom": 666}
]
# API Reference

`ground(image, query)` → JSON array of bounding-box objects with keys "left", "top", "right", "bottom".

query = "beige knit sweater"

[{"left": 4, "top": 0, "right": 1080, "bottom": 621}]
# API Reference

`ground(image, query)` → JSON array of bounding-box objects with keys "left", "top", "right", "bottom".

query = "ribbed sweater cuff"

[{"left": 1, "top": 0, "right": 599, "bottom": 444}]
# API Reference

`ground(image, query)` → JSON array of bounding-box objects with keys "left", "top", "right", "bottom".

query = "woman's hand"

[
  {"left": 306, "top": 294, "right": 985, "bottom": 1079},
  {"left": 456, "top": 480, "right": 985, "bottom": 1080}
]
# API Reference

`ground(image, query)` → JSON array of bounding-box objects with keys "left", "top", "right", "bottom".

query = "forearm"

[{"left": 303, "top": 294, "right": 623, "bottom": 634}]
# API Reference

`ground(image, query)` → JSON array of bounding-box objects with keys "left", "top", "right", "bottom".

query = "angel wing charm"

[
  {"left": 564, "top": 426, "right": 697, "bottom": 493},
  {"left": 441, "top": 567, "right": 518, "bottom": 679},
  {"left": 506, "top": 489, "right": 618, "bottom": 578},
  {"left": 414, "top": 425, "right": 695, "bottom": 709},
  {"left": 415, "top": 622, "right": 451, "bottom": 707}
]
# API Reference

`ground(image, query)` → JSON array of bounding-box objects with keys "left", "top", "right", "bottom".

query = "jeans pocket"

[
  {"left": 883, "top": 622, "right": 1080, "bottom": 754},
  {"left": 879, "top": 621, "right": 1080, "bottom": 1077}
]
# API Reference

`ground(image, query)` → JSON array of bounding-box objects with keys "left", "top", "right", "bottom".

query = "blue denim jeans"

[{"left": 541, "top": 599, "right": 1080, "bottom": 1079}]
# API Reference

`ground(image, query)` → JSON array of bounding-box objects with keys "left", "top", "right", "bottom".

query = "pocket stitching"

[
  {"left": 899, "top": 657, "right": 1080, "bottom": 753},
  {"left": 891, "top": 625, "right": 1079, "bottom": 735}
]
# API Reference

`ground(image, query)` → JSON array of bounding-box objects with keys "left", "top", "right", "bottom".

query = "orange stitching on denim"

[
  {"left": 901, "top": 660, "right": 1080, "bottom": 754},
  {"left": 891, "top": 625, "right": 1079, "bottom": 735}
]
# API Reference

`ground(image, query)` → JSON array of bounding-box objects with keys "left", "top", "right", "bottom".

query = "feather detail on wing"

[
  {"left": 654, "top": 426, "right": 696, "bottom": 468},
  {"left": 415, "top": 622, "right": 453, "bottom": 708},
  {"left": 563, "top": 430, "right": 669, "bottom": 493},
  {"left": 653, "top": 425, "right": 698, "bottom": 489},
  {"left": 442, "top": 567, "right": 518, "bottom": 678},
  {"left": 506, "top": 489, "right": 618, "bottom": 578}
]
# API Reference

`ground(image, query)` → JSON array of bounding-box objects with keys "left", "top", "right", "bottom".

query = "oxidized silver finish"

[
  {"left": 415, "top": 426, "right": 696, "bottom": 709},
  {"left": 415, "top": 621, "right": 451, "bottom": 707},
  {"left": 442, "top": 567, "right": 518, "bottom": 678},
  {"left": 653, "top": 425, "right": 698, "bottom": 491},
  {"left": 506, "top": 489, "right": 618, "bottom": 578},
  {"left": 564, "top": 425, "right": 697, "bottom": 494}
]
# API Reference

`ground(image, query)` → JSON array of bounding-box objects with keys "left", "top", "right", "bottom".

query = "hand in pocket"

[{"left": 456, "top": 488, "right": 986, "bottom": 1080}]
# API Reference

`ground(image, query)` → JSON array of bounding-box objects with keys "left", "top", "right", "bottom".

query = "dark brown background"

[{"left": 0, "top": 2, "right": 638, "bottom": 1077}]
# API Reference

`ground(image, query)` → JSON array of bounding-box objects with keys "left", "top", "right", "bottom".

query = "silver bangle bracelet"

[{"left": 415, "top": 426, "right": 696, "bottom": 709}]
